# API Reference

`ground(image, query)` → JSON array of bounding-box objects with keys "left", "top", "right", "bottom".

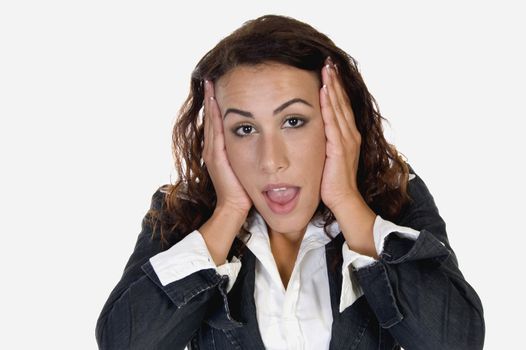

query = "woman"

[{"left": 96, "top": 14, "right": 485, "bottom": 349}]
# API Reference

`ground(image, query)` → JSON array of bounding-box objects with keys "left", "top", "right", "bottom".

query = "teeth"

[{"left": 270, "top": 187, "right": 288, "bottom": 192}]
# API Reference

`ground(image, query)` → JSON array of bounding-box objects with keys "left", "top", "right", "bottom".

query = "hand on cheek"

[
  {"left": 318, "top": 58, "right": 378, "bottom": 257},
  {"left": 319, "top": 56, "right": 362, "bottom": 211},
  {"left": 202, "top": 79, "right": 253, "bottom": 215}
]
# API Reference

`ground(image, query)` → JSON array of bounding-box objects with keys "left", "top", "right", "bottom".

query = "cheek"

[
  {"left": 224, "top": 136, "right": 241, "bottom": 167},
  {"left": 293, "top": 126, "right": 326, "bottom": 173},
  {"left": 224, "top": 136, "right": 255, "bottom": 182}
]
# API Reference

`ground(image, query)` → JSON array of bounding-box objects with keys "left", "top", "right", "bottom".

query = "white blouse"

[{"left": 150, "top": 199, "right": 419, "bottom": 349}]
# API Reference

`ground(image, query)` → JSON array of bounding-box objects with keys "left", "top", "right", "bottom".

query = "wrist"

[
  {"left": 199, "top": 208, "right": 248, "bottom": 267},
  {"left": 215, "top": 205, "right": 249, "bottom": 224},
  {"left": 330, "top": 193, "right": 365, "bottom": 218},
  {"left": 331, "top": 194, "right": 378, "bottom": 259}
]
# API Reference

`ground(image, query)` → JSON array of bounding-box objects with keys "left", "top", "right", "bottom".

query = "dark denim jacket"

[{"left": 96, "top": 165, "right": 485, "bottom": 349}]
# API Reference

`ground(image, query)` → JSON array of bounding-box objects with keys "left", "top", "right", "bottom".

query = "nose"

[{"left": 258, "top": 133, "right": 289, "bottom": 174}]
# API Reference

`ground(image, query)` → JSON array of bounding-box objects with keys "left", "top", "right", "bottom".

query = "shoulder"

[
  {"left": 144, "top": 183, "right": 203, "bottom": 249},
  {"left": 148, "top": 184, "right": 171, "bottom": 211},
  {"left": 405, "top": 163, "right": 434, "bottom": 204}
]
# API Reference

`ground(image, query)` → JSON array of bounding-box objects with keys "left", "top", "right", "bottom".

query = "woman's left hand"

[{"left": 319, "top": 56, "right": 362, "bottom": 211}]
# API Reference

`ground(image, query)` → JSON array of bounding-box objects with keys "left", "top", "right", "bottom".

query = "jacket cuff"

[
  {"left": 342, "top": 215, "right": 421, "bottom": 270},
  {"left": 148, "top": 229, "right": 241, "bottom": 293},
  {"left": 339, "top": 216, "right": 420, "bottom": 312},
  {"left": 352, "top": 229, "right": 452, "bottom": 328},
  {"left": 148, "top": 230, "right": 216, "bottom": 286},
  {"left": 141, "top": 260, "right": 243, "bottom": 329},
  {"left": 380, "top": 228, "right": 449, "bottom": 265},
  {"left": 141, "top": 260, "right": 224, "bottom": 309}
]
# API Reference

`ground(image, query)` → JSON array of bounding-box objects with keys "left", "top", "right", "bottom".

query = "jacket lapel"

[
  {"left": 213, "top": 237, "right": 267, "bottom": 349},
  {"left": 326, "top": 233, "right": 373, "bottom": 350}
]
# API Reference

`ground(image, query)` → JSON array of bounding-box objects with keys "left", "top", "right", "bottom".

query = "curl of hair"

[{"left": 146, "top": 14, "right": 413, "bottom": 273}]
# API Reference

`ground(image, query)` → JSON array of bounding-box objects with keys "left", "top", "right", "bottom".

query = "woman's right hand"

[{"left": 202, "top": 79, "right": 253, "bottom": 216}]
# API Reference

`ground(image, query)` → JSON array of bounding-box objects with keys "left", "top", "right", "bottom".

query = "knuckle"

[
  {"left": 333, "top": 104, "right": 343, "bottom": 115},
  {"left": 355, "top": 132, "right": 362, "bottom": 143}
]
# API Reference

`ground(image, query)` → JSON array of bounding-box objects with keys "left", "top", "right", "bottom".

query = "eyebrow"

[{"left": 223, "top": 98, "right": 313, "bottom": 120}]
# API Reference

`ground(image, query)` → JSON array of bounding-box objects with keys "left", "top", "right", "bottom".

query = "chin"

[{"left": 254, "top": 199, "right": 315, "bottom": 234}]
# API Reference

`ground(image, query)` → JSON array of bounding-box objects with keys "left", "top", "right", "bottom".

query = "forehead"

[{"left": 215, "top": 63, "right": 320, "bottom": 106}]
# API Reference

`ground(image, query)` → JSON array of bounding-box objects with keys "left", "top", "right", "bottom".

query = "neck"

[
  {"left": 266, "top": 223, "right": 307, "bottom": 246},
  {"left": 267, "top": 225, "right": 307, "bottom": 265}
]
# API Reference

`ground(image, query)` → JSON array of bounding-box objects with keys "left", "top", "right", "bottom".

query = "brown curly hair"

[{"left": 146, "top": 14, "right": 413, "bottom": 269}]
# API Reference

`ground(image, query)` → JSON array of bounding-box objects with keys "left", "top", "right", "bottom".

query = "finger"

[
  {"left": 328, "top": 61, "right": 360, "bottom": 138},
  {"left": 206, "top": 80, "right": 227, "bottom": 159},
  {"left": 320, "top": 66, "right": 343, "bottom": 147},
  {"left": 331, "top": 65, "right": 351, "bottom": 109},
  {"left": 203, "top": 80, "right": 213, "bottom": 160},
  {"left": 323, "top": 62, "right": 351, "bottom": 143}
]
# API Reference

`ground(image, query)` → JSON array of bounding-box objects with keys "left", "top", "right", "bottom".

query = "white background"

[{"left": 1, "top": 1, "right": 524, "bottom": 349}]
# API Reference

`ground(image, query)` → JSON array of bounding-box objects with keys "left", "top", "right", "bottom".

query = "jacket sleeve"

[
  {"left": 352, "top": 165, "right": 485, "bottom": 350},
  {"left": 339, "top": 214, "right": 420, "bottom": 313},
  {"left": 150, "top": 229, "right": 242, "bottom": 294},
  {"left": 95, "top": 188, "right": 240, "bottom": 350}
]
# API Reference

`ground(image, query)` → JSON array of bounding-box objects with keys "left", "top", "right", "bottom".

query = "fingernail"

[
  {"left": 325, "top": 63, "right": 332, "bottom": 76},
  {"left": 323, "top": 84, "right": 328, "bottom": 94}
]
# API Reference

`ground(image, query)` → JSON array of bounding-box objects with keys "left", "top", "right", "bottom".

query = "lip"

[
  {"left": 262, "top": 183, "right": 300, "bottom": 192},
  {"left": 262, "top": 187, "right": 301, "bottom": 215}
]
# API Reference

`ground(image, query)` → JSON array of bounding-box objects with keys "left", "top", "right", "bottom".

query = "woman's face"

[{"left": 214, "top": 62, "right": 326, "bottom": 237}]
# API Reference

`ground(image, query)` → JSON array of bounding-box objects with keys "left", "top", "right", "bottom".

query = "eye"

[
  {"left": 283, "top": 116, "right": 305, "bottom": 128},
  {"left": 231, "top": 116, "right": 307, "bottom": 137},
  {"left": 233, "top": 124, "right": 256, "bottom": 137}
]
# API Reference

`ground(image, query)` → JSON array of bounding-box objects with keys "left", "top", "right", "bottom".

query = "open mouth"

[{"left": 262, "top": 187, "right": 301, "bottom": 215}]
